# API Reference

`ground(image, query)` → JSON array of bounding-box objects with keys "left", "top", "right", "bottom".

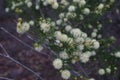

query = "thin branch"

[
  {"left": 0, "top": 27, "right": 50, "bottom": 57},
  {"left": 26, "top": 33, "right": 57, "bottom": 56},
  {"left": 0, "top": 45, "right": 44, "bottom": 80},
  {"left": 0, "top": 77, "right": 14, "bottom": 80},
  {"left": 36, "top": 0, "right": 45, "bottom": 18},
  {"left": 0, "top": 43, "right": 9, "bottom": 57},
  {"left": 77, "top": 63, "right": 89, "bottom": 78},
  {"left": 8, "top": 57, "right": 43, "bottom": 80}
]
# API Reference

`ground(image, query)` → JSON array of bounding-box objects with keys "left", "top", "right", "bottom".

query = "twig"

[
  {"left": 0, "top": 27, "right": 50, "bottom": 57},
  {"left": 77, "top": 63, "right": 89, "bottom": 78},
  {"left": 36, "top": 0, "right": 45, "bottom": 18},
  {"left": 0, "top": 43, "right": 9, "bottom": 57},
  {"left": 0, "top": 77, "right": 14, "bottom": 80},
  {"left": 26, "top": 33, "right": 57, "bottom": 56},
  {"left": 0, "top": 44, "right": 44, "bottom": 80}
]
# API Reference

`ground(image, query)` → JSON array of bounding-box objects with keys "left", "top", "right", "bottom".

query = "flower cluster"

[{"left": 5, "top": 0, "right": 119, "bottom": 80}]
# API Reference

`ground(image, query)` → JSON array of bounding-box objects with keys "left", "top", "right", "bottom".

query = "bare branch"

[
  {"left": 0, "top": 47, "right": 44, "bottom": 80},
  {"left": 0, "top": 27, "right": 50, "bottom": 57},
  {"left": 0, "top": 77, "right": 14, "bottom": 80},
  {"left": 0, "top": 43, "right": 9, "bottom": 57}
]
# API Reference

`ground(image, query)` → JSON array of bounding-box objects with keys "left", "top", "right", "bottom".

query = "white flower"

[
  {"left": 83, "top": 8, "right": 90, "bottom": 15},
  {"left": 29, "top": 20, "right": 34, "bottom": 26},
  {"left": 79, "top": 14, "right": 84, "bottom": 20},
  {"left": 53, "top": 58, "right": 63, "bottom": 69},
  {"left": 89, "top": 78, "right": 95, "bottom": 80},
  {"left": 56, "top": 19, "right": 62, "bottom": 25},
  {"left": 25, "top": 0, "right": 30, "bottom": 3},
  {"left": 110, "top": 0, "right": 115, "bottom": 3},
  {"left": 52, "top": 2, "right": 59, "bottom": 9},
  {"left": 65, "top": 25, "right": 72, "bottom": 32},
  {"left": 71, "top": 59, "right": 77, "bottom": 64},
  {"left": 59, "top": 51, "right": 69, "bottom": 59},
  {"left": 47, "top": 0, "right": 55, "bottom": 4},
  {"left": 27, "top": 2, "right": 32, "bottom": 8},
  {"left": 61, "top": 70, "right": 71, "bottom": 79},
  {"left": 98, "top": 3, "right": 104, "bottom": 10},
  {"left": 106, "top": 68, "right": 111, "bottom": 74},
  {"left": 68, "top": 5, "right": 76, "bottom": 12},
  {"left": 85, "top": 38, "right": 92, "bottom": 47},
  {"left": 98, "top": 68, "right": 105, "bottom": 75},
  {"left": 61, "top": 0, "right": 69, "bottom": 6},
  {"left": 73, "top": 51, "right": 80, "bottom": 56},
  {"left": 81, "top": 32, "right": 87, "bottom": 38},
  {"left": 98, "top": 34, "right": 102, "bottom": 38},
  {"left": 11, "top": 3, "right": 16, "bottom": 10},
  {"left": 77, "top": 45, "right": 84, "bottom": 51},
  {"left": 54, "top": 31, "right": 62, "bottom": 37},
  {"left": 79, "top": 0, "right": 86, "bottom": 7},
  {"left": 40, "top": 23, "right": 50, "bottom": 32},
  {"left": 59, "top": 13, "right": 65, "bottom": 19},
  {"left": 92, "top": 40, "right": 100, "bottom": 49},
  {"left": 73, "top": 0, "right": 79, "bottom": 3},
  {"left": 67, "top": 38, "right": 74, "bottom": 44},
  {"left": 51, "top": 22, "right": 56, "bottom": 26},
  {"left": 43, "top": 1, "right": 48, "bottom": 6},
  {"left": 35, "top": 5, "right": 40, "bottom": 10},
  {"left": 66, "top": 12, "right": 76, "bottom": 18},
  {"left": 93, "top": 29, "right": 98, "bottom": 32},
  {"left": 75, "top": 37, "right": 84, "bottom": 44},
  {"left": 80, "top": 53, "right": 90, "bottom": 63},
  {"left": 63, "top": 18, "right": 68, "bottom": 22},
  {"left": 5, "top": 8, "right": 9, "bottom": 12},
  {"left": 59, "top": 34, "right": 68, "bottom": 42},
  {"left": 70, "top": 28, "right": 81, "bottom": 38},
  {"left": 17, "top": 22, "right": 30, "bottom": 34},
  {"left": 91, "top": 32, "right": 97, "bottom": 38},
  {"left": 114, "top": 52, "right": 120, "bottom": 58},
  {"left": 91, "top": 51, "right": 96, "bottom": 56},
  {"left": 34, "top": 45, "right": 43, "bottom": 52}
]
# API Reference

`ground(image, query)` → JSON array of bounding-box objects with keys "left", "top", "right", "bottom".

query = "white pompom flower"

[
  {"left": 77, "top": 44, "right": 84, "bottom": 51},
  {"left": 70, "top": 28, "right": 81, "bottom": 38},
  {"left": 91, "top": 32, "right": 97, "bottom": 38},
  {"left": 29, "top": 20, "right": 34, "bottom": 26},
  {"left": 59, "top": 34, "right": 68, "bottom": 42},
  {"left": 75, "top": 37, "right": 84, "bottom": 44},
  {"left": 98, "top": 68, "right": 105, "bottom": 75},
  {"left": 88, "top": 78, "right": 95, "bottom": 80},
  {"left": 68, "top": 5, "right": 76, "bottom": 12},
  {"left": 35, "top": 5, "right": 40, "bottom": 10},
  {"left": 65, "top": 25, "right": 72, "bottom": 32},
  {"left": 59, "top": 51, "right": 69, "bottom": 59},
  {"left": 92, "top": 40, "right": 100, "bottom": 49},
  {"left": 17, "top": 22, "right": 30, "bottom": 34},
  {"left": 114, "top": 52, "right": 120, "bottom": 58},
  {"left": 27, "top": 2, "right": 32, "bottom": 8},
  {"left": 53, "top": 58, "right": 63, "bottom": 69},
  {"left": 61, "top": 70, "right": 71, "bottom": 80},
  {"left": 56, "top": 19, "right": 62, "bottom": 25},
  {"left": 54, "top": 31, "right": 62, "bottom": 37},
  {"left": 79, "top": 0, "right": 86, "bottom": 7},
  {"left": 83, "top": 8, "right": 90, "bottom": 15},
  {"left": 73, "top": 0, "right": 79, "bottom": 3},
  {"left": 40, "top": 22, "right": 50, "bottom": 32},
  {"left": 106, "top": 68, "right": 111, "bottom": 74},
  {"left": 80, "top": 53, "right": 90, "bottom": 63},
  {"left": 34, "top": 45, "right": 43, "bottom": 52},
  {"left": 5, "top": 8, "right": 10, "bottom": 12},
  {"left": 98, "top": 3, "right": 104, "bottom": 10},
  {"left": 52, "top": 2, "right": 59, "bottom": 9}
]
